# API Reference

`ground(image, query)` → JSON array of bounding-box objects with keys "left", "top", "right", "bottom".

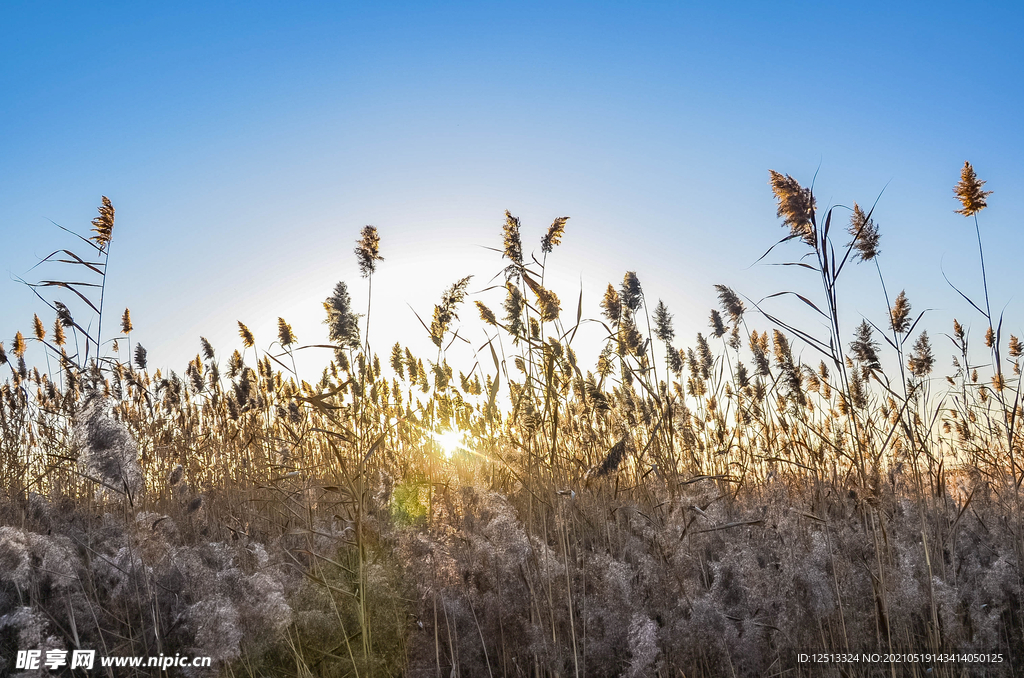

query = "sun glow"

[{"left": 434, "top": 430, "right": 465, "bottom": 459}]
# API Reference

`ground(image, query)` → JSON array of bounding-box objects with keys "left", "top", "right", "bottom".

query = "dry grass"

[{"left": 1, "top": 172, "right": 1022, "bottom": 677}]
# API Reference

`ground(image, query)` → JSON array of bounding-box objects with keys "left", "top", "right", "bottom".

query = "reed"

[{"left": 1, "top": 166, "right": 1022, "bottom": 677}]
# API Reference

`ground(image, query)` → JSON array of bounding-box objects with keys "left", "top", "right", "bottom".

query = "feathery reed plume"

[
  {"left": 54, "top": 301, "right": 73, "bottom": 328},
  {"left": 617, "top": 315, "right": 643, "bottom": 357},
  {"left": 714, "top": 285, "right": 745, "bottom": 324},
  {"left": 90, "top": 196, "right": 114, "bottom": 251},
  {"left": 237, "top": 322, "right": 255, "bottom": 348},
  {"left": 32, "top": 315, "right": 45, "bottom": 342},
  {"left": 620, "top": 272, "right": 643, "bottom": 313},
  {"left": 502, "top": 210, "right": 523, "bottom": 272},
  {"left": 954, "top": 162, "right": 992, "bottom": 217},
  {"left": 355, "top": 225, "right": 384, "bottom": 277},
  {"left": 908, "top": 331, "right": 935, "bottom": 377},
  {"left": 475, "top": 301, "right": 498, "bottom": 326},
  {"left": 200, "top": 337, "right": 215, "bottom": 361},
  {"left": 889, "top": 291, "right": 912, "bottom": 334},
  {"left": 595, "top": 434, "right": 627, "bottom": 476},
  {"left": 694, "top": 333, "right": 713, "bottom": 378},
  {"left": 601, "top": 284, "right": 622, "bottom": 327},
  {"left": 120, "top": 308, "right": 132, "bottom": 334},
  {"left": 1010, "top": 335, "right": 1022, "bottom": 359},
  {"left": 849, "top": 320, "right": 881, "bottom": 372},
  {"left": 666, "top": 345, "right": 683, "bottom": 375},
  {"left": 709, "top": 310, "right": 726, "bottom": 338},
  {"left": 227, "top": 350, "right": 243, "bottom": 378},
  {"left": 503, "top": 283, "right": 525, "bottom": 339},
  {"left": 324, "top": 281, "right": 361, "bottom": 351},
  {"left": 430, "top": 276, "right": 472, "bottom": 347},
  {"left": 535, "top": 286, "right": 561, "bottom": 322},
  {"left": 390, "top": 342, "right": 404, "bottom": 378},
  {"left": 134, "top": 344, "right": 147, "bottom": 370},
  {"left": 768, "top": 170, "right": 816, "bottom": 247},
  {"left": 772, "top": 329, "right": 804, "bottom": 405},
  {"left": 168, "top": 463, "right": 184, "bottom": 486},
  {"left": 12, "top": 332, "right": 26, "bottom": 358},
  {"left": 523, "top": 274, "right": 561, "bottom": 321},
  {"left": 749, "top": 330, "right": 770, "bottom": 376},
  {"left": 850, "top": 366, "right": 868, "bottom": 409},
  {"left": 540, "top": 216, "right": 569, "bottom": 254},
  {"left": 75, "top": 392, "right": 143, "bottom": 500},
  {"left": 0, "top": 343, "right": 6, "bottom": 366},
  {"left": 653, "top": 300, "right": 674, "bottom": 342},
  {"left": 847, "top": 203, "right": 881, "bottom": 261},
  {"left": 52, "top": 317, "right": 65, "bottom": 347},
  {"left": 277, "top": 318, "right": 296, "bottom": 347}
]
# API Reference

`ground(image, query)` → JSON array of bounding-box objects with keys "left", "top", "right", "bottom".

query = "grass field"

[{"left": 1, "top": 165, "right": 1021, "bottom": 677}]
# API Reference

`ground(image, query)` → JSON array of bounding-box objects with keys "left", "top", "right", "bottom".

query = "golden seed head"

[
  {"left": 769, "top": 170, "right": 816, "bottom": 248},
  {"left": 355, "top": 225, "right": 384, "bottom": 278},
  {"left": 889, "top": 291, "right": 912, "bottom": 334},
  {"left": 32, "top": 315, "right": 46, "bottom": 342},
  {"left": 502, "top": 210, "right": 523, "bottom": 268},
  {"left": 277, "top": 318, "right": 296, "bottom": 347},
  {"left": 475, "top": 301, "right": 498, "bottom": 326},
  {"left": 541, "top": 216, "right": 569, "bottom": 254},
  {"left": 954, "top": 161, "right": 992, "bottom": 217},
  {"left": 53, "top": 318, "right": 66, "bottom": 347},
  {"left": 237, "top": 321, "right": 255, "bottom": 348},
  {"left": 12, "top": 331, "right": 26, "bottom": 358},
  {"left": 90, "top": 196, "right": 115, "bottom": 251},
  {"left": 908, "top": 331, "right": 935, "bottom": 377},
  {"left": 847, "top": 203, "right": 881, "bottom": 262}
]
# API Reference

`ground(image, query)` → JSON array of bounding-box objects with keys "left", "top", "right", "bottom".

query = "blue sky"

[{"left": 2, "top": 2, "right": 1022, "bottom": 377}]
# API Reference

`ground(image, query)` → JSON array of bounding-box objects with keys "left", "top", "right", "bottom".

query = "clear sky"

[{"left": 3, "top": 2, "right": 1022, "bottom": 379}]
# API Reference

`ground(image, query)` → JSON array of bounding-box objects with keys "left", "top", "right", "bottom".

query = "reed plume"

[
  {"left": 595, "top": 434, "right": 627, "bottom": 476},
  {"left": 714, "top": 284, "right": 745, "bottom": 325},
  {"left": 889, "top": 290, "right": 912, "bottom": 334},
  {"left": 849, "top": 320, "right": 881, "bottom": 372},
  {"left": 653, "top": 300, "right": 674, "bottom": 342},
  {"left": 502, "top": 210, "right": 523, "bottom": 274},
  {"left": 90, "top": 196, "right": 114, "bottom": 251},
  {"left": 907, "top": 331, "right": 935, "bottom": 377},
  {"left": 954, "top": 161, "right": 992, "bottom": 217},
  {"left": 620, "top": 272, "right": 643, "bottom": 312},
  {"left": 475, "top": 301, "right": 498, "bottom": 326},
  {"left": 429, "top": 276, "right": 472, "bottom": 347},
  {"left": 237, "top": 321, "right": 255, "bottom": 348},
  {"left": 54, "top": 301, "right": 73, "bottom": 328},
  {"left": 523, "top": 274, "right": 560, "bottom": 321},
  {"left": 540, "top": 216, "right": 569, "bottom": 254},
  {"left": 600, "top": 284, "right": 622, "bottom": 327},
  {"left": 12, "top": 332, "right": 26, "bottom": 358},
  {"left": 52, "top": 318, "right": 65, "bottom": 347},
  {"left": 200, "top": 337, "right": 215, "bottom": 360},
  {"left": 847, "top": 203, "right": 881, "bottom": 261},
  {"left": 133, "top": 343, "right": 147, "bottom": 369},
  {"left": 32, "top": 315, "right": 45, "bottom": 342},
  {"left": 355, "top": 225, "right": 384, "bottom": 277},
  {"left": 277, "top": 318, "right": 296, "bottom": 347},
  {"left": 324, "top": 281, "right": 361, "bottom": 351},
  {"left": 768, "top": 170, "right": 816, "bottom": 247}
]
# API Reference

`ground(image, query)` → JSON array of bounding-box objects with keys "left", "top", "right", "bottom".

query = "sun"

[{"left": 434, "top": 430, "right": 464, "bottom": 459}]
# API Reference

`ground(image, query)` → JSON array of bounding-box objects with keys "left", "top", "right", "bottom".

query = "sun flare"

[{"left": 434, "top": 430, "right": 464, "bottom": 459}]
